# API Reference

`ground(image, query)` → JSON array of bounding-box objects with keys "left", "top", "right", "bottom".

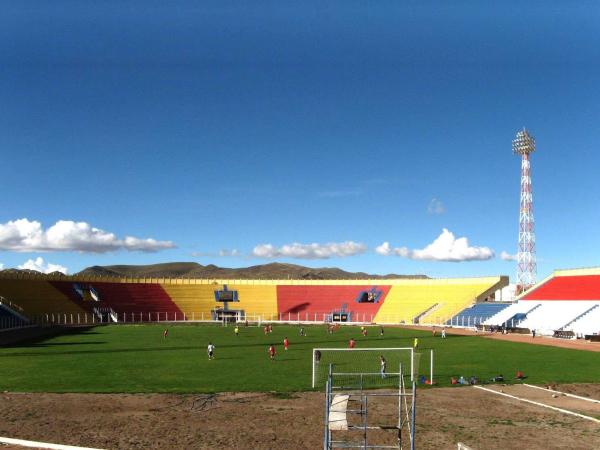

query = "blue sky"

[{"left": 1, "top": 1, "right": 599, "bottom": 278}]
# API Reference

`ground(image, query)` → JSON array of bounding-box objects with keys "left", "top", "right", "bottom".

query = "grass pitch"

[{"left": 0, "top": 324, "right": 598, "bottom": 393}]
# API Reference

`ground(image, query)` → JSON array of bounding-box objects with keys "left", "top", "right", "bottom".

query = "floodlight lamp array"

[{"left": 512, "top": 128, "right": 536, "bottom": 155}]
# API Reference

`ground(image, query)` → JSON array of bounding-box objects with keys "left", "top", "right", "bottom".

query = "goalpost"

[{"left": 312, "top": 348, "right": 432, "bottom": 388}]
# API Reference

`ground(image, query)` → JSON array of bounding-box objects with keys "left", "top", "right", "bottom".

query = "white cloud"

[
  {"left": 0, "top": 219, "right": 175, "bottom": 253},
  {"left": 376, "top": 229, "right": 494, "bottom": 262},
  {"left": 191, "top": 248, "right": 240, "bottom": 257},
  {"left": 427, "top": 198, "right": 445, "bottom": 215},
  {"left": 0, "top": 263, "right": 4, "bottom": 270},
  {"left": 500, "top": 251, "right": 518, "bottom": 261},
  {"left": 18, "top": 257, "right": 68, "bottom": 274},
  {"left": 375, "top": 242, "right": 392, "bottom": 256},
  {"left": 252, "top": 241, "right": 367, "bottom": 259}
]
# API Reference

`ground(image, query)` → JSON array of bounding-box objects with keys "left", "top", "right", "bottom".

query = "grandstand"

[
  {"left": 0, "top": 272, "right": 507, "bottom": 326},
  {"left": 446, "top": 302, "right": 510, "bottom": 327},
  {"left": 484, "top": 267, "right": 600, "bottom": 338},
  {"left": 374, "top": 277, "right": 507, "bottom": 324}
]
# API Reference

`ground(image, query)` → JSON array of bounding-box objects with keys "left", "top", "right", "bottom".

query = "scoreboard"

[{"left": 214, "top": 287, "right": 238, "bottom": 302}]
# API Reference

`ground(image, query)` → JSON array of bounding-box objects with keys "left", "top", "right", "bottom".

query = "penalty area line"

[
  {"left": 473, "top": 385, "right": 600, "bottom": 424},
  {"left": 0, "top": 436, "right": 105, "bottom": 450}
]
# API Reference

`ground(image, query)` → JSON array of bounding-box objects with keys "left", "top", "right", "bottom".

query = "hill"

[{"left": 74, "top": 262, "right": 428, "bottom": 280}]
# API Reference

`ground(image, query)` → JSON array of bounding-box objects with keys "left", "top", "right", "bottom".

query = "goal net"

[{"left": 312, "top": 348, "right": 422, "bottom": 388}]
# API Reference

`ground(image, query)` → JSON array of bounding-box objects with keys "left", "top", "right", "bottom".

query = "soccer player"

[
  {"left": 362, "top": 327, "right": 368, "bottom": 337},
  {"left": 264, "top": 325, "right": 269, "bottom": 335},
  {"left": 432, "top": 327, "right": 436, "bottom": 337},
  {"left": 299, "top": 327, "right": 305, "bottom": 337},
  {"left": 379, "top": 326, "right": 384, "bottom": 337},
  {"left": 314, "top": 349, "right": 322, "bottom": 364},
  {"left": 441, "top": 327, "right": 446, "bottom": 339},
  {"left": 207, "top": 342, "right": 215, "bottom": 360},
  {"left": 379, "top": 355, "right": 387, "bottom": 379},
  {"left": 234, "top": 326, "right": 239, "bottom": 336},
  {"left": 163, "top": 329, "right": 168, "bottom": 339},
  {"left": 413, "top": 337, "right": 419, "bottom": 349},
  {"left": 268, "top": 344, "right": 276, "bottom": 361},
  {"left": 349, "top": 338, "right": 356, "bottom": 349},
  {"left": 283, "top": 337, "right": 289, "bottom": 351}
]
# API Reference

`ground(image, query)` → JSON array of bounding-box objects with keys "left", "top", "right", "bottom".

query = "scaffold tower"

[{"left": 512, "top": 128, "right": 537, "bottom": 293}]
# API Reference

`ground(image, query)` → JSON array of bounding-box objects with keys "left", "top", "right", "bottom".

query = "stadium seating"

[
  {"left": 162, "top": 283, "right": 279, "bottom": 320},
  {"left": 374, "top": 277, "right": 506, "bottom": 324},
  {"left": 483, "top": 301, "right": 540, "bottom": 328},
  {"left": 0, "top": 279, "right": 87, "bottom": 316},
  {"left": 522, "top": 274, "right": 600, "bottom": 300},
  {"left": 446, "top": 302, "right": 510, "bottom": 327},
  {"left": 277, "top": 285, "right": 391, "bottom": 322},
  {"left": 564, "top": 305, "right": 600, "bottom": 337},
  {"left": 0, "top": 305, "right": 28, "bottom": 329},
  {"left": 518, "top": 301, "right": 600, "bottom": 336},
  {"left": 89, "top": 283, "right": 182, "bottom": 317},
  {"left": 0, "top": 273, "right": 508, "bottom": 325}
]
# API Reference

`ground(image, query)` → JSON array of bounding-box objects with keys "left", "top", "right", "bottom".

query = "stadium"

[
  {"left": 3, "top": 2, "right": 600, "bottom": 450},
  {"left": 1, "top": 266, "right": 599, "bottom": 449}
]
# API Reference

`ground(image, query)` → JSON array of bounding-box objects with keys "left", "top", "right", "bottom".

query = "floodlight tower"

[{"left": 512, "top": 128, "right": 537, "bottom": 293}]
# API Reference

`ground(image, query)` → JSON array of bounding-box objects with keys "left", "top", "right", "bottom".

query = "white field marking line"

[
  {"left": 0, "top": 436, "right": 105, "bottom": 450},
  {"left": 314, "top": 348, "right": 414, "bottom": 351},
  {"left": 473, "top": 386, "right": 600, "bottom": 424},
  {"left": 523, "top": 383, "right": 600, "bottom": 404}
]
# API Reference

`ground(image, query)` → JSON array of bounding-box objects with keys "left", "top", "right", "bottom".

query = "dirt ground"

[{"left": 1, "top": 384, "right": 599, "bottom": 450}]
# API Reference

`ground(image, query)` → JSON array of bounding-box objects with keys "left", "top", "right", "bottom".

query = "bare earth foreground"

[{"left": 1, "top": 384, "right": 599, "bottom": 450}]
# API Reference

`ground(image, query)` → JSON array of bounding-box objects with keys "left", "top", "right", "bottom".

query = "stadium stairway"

[
  {"left": 87, "top": 283, "right": 183, "bottom": 319},
  {"left": 446, "top": 302, "right": 510, "bottom": 327},
  {"left": 0, "top": 299, "right": 30, "bottom": 329},
  {"left": 0, "top": 279, "right": 87, "bottom": 317},
  {"left": 518, "top": 301, "right": 600, "bottom": 336},
  {"left": 420, "top": 278, "right": 507, "bottom": 324},
  {"left": 483, "top": 302, "right": 540, "bottom": 328},
  {"left": 564, "top": 305, "right": 600, "bottom": 336}
]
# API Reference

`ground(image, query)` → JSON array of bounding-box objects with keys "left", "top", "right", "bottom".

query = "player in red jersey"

[
  {"left": 349, "top": 338, "right": 356, "bottom": 349},
  {"left": 283, "top": 337, "right": 289, "bottom": 351},
  {"left": 268, "top": 344, "right": 276, "bottom": 360}
]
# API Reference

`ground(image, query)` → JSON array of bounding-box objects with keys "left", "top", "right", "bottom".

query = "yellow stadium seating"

[
  {"left": 0, "top": 279, "right": 87, "bottom": 316},
  {"left": 374, "top": 277, "right": 505, "bottom": 324},
  {"left": 160, "top": 283, "right": 278, "bottom": 320}
]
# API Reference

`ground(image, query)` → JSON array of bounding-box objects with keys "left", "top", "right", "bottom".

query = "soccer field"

[{"left": 1, "top": 324, "right": 598, "bottom": 393}]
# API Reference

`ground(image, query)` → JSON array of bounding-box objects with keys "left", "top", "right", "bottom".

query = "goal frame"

[{"left": 312, "top": 347, "right": 416, "bottom": 388}]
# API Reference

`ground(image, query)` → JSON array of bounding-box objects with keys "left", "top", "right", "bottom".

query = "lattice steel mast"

[{"left": 512, "top": 128, "right": 537, "bottom": 293}]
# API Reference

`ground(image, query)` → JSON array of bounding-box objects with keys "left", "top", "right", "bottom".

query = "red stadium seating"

[
  {"left": 276, "top": 285, "right": 390, "bottom": 321},
  {"left": 522, "top": 275, "right": 600, "bottom": 300},
  {"left": 52, "top": 281, "right": 182, "bottom": 315}
]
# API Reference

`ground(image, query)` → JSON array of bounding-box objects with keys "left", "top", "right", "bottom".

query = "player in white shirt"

[
  {"left": 207, "top": 342, "right": 215, "bottom": 360},
  {"left": 380, "top": 355, "right": 387, "bottom": 379}
]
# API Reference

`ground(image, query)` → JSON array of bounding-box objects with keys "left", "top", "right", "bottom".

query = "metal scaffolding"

[{"left": 323, "top": 363, "right": 416, "bottom": 450}]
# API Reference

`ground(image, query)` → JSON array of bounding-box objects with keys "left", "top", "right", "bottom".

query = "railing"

[
  {"left": 0, "top": 296, "right": 31, "bottom": 329},
  {"left": 0, "top": 311, "right": 466, "bottom": 327},
  {"left": 0, "top": 296, "right": 26, "bottom": 314}
]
